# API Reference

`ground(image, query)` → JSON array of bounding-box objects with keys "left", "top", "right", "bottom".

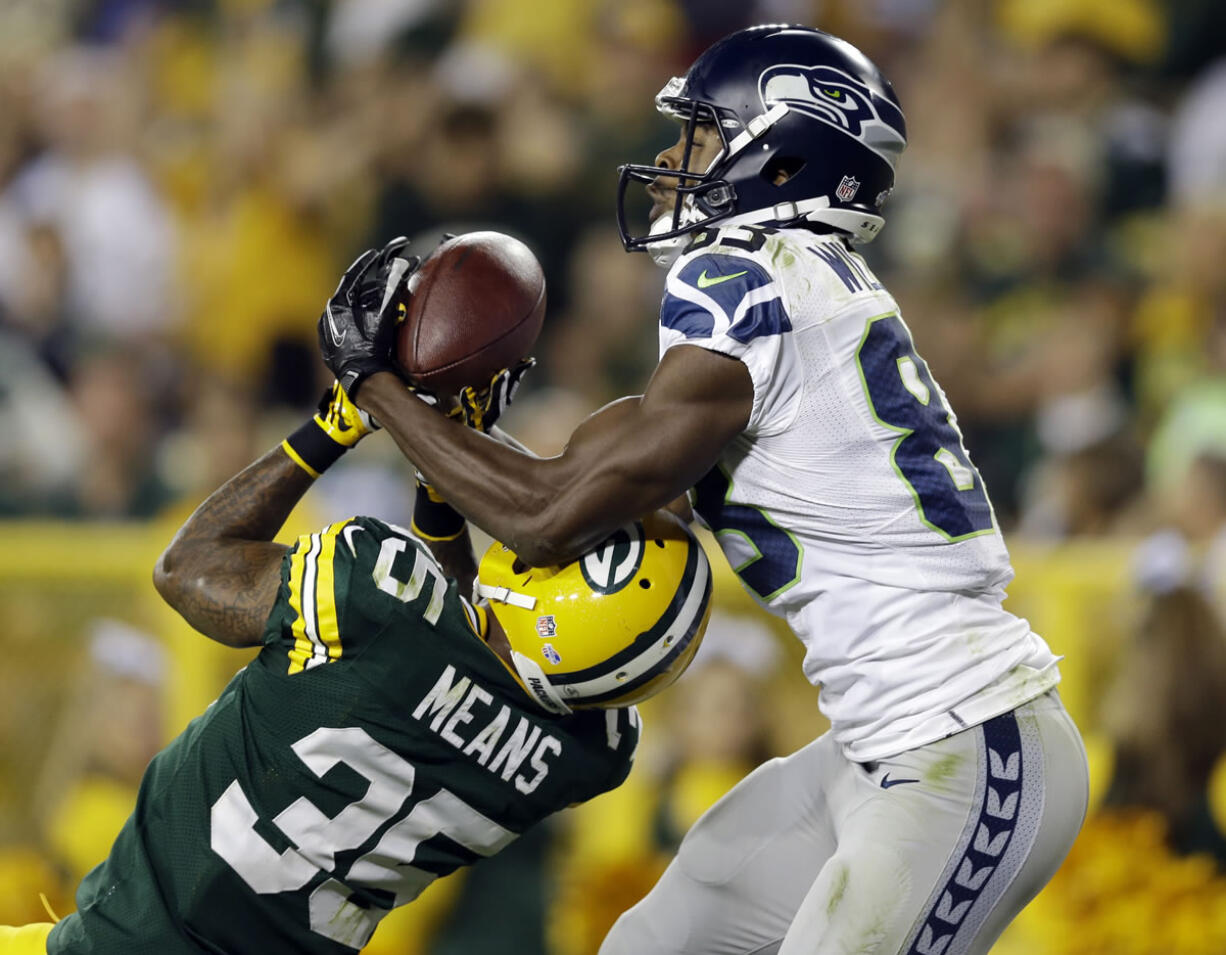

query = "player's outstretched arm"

[
  {"left": 155, "top": 383, "right": 377, "bottom": 647},
  {"left": 153, "top": 448, "right": 309, "bottom": 648},
  {"left": 359, "top": 344, "right": 753, "bottom": 567}
]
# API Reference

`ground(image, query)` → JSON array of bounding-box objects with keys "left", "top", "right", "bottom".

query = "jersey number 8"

[{"left": 856, "top": 313, "right": 994, "bottom": 541}]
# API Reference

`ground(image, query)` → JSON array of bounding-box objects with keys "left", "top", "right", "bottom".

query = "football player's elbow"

[
  {"left": 502, "top": 528, "right": 569, "bottom": 569},
  {"left": 152, "top": 550, "right": 174, "bottom": 601},
  {"left": 509, "top": 510, "right": 608, "bottom": 568},
  {"left": 152, "top": 544, "right": 191, "bottom": 608},
  {"left": 504, "top": 515, "right": 586, "bottom": 568}
]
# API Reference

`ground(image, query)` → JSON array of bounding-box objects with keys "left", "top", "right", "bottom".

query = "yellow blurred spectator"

[
  {"left": 999, "top": 809, "right": 1226, "bottom": 954},
  {"left": 459, "top": 0, "right": 681, "bottom": 100},
  {"left": 996, "top": 0, "right": 1166, "bottom": 64},
  {"left": 40, "top": 621, "right": 165, "bottom": 887}
]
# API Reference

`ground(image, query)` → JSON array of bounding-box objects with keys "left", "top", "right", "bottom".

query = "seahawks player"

[
  {"left": 322, "top": 25, "right": 1088, "bottom": 955},
  {"left": 0, "top": 250, "right": 712, "bottom": 955}
]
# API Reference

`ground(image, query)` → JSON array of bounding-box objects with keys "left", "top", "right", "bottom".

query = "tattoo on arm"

[
  {"left": 160, "top": 540, "right": 286, "bottom": 647},
  {"left": 155, "top": 447, "right": 316, "bottom": 648}
]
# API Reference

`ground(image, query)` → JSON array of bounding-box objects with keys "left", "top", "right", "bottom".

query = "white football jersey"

[{"left": 660, "top": 225, "right": 1060, "bottom": 761}]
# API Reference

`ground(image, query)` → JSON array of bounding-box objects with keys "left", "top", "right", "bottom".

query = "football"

[{"left": 395, "top": 231, "right": 546, "bottom": 394}]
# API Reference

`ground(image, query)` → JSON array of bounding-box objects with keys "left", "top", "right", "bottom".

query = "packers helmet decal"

[
  {"left": 580, "top": 523, "right": 645, "bottom": 594},
  {"left": 552, "top": 536, "right": 710, "bottom": 705},
  {"left": 477, "top": 511, "right": 713, "bottom": 712}
]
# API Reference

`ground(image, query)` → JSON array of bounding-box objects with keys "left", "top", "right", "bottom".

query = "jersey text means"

[{"left": 412, "top": 665, "right": 562, "bottom": 794}]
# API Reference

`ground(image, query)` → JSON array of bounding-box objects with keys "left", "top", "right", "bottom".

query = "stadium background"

[{"left": 1, "top": 0, "right": 1226, "bottom": 951}]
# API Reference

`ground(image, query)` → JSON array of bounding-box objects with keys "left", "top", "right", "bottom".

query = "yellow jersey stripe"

[
  {"left": 316, "top": 522, "right": 346, "bottom": 661},
  {"left": 287, "top": 532, "right": 321, "bottom": 674}
]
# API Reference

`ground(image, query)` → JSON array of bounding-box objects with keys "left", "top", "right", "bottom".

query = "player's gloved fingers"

[
  {"left": 367, "top": 237, "right": 411, "bottom": 299},
  {"left": 373, "top": 256, "right": 419, "bottom": 330},
  {"left": 345, "top": 249, "right": 384, "bottom": 307},
  {"left": 377, "top": 235, "right": 411, "bottom": 262},
  {"left": 457, "top": 386, "right": 486, "bottom": 432},
  {"left": 334, "top": 248, "right": 377, "bottom": 298},
  {"left": 392, "top": 254, "right": 422, "bottom": 291},
  {"left": 504, "top": 357, "right": 536, "bottom": 405}
]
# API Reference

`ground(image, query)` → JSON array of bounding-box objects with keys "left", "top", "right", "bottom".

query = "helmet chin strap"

[
  {"left": 724, "top": 199, "right": 886, "bottom": 243},
  {"left": 510, "top": 651, "right": 573, "bottom": 715},
  {"left": 475, "top": 582, "right": 537, "bottom": 610},
  {"left": 645, "top": 195, "right": 886, "bottom": 267},
  {"left": 645, "top": 209, "right": 694, "bottom": 268}
]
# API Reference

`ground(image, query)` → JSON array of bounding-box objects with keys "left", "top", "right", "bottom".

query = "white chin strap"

[
  {"left": 475, "top": 582, "right": 536, "bottom": 610},
  {"left": 644, "top": 197, "right": 885, "bottom": 268},
  {"left": 510, "top": 651, "right": 573, "bottom": 715},
  {"left": 645, "top": 208, "right": 696, "bottom": 268},
  {"left": 725, "top": 200, "right": 885, "bottom": 243}
]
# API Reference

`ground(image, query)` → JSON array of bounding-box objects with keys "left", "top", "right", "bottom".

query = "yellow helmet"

[{"left": 476, "top": 510, "right": 713, "bottom": 714}]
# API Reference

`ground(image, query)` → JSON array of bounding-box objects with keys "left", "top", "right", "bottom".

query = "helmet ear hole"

[
  {"left": 764, "top": 155, "right": 806, "bottom": 186},
  {"left": 639, "top": 579, "right": 652, "bottom": 589},
  {"left": 511, "top": 558, "right": 528, "bottom": 574}
]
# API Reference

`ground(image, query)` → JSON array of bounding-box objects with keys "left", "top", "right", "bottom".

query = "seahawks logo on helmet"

[
  {"left": 759, "top": 64, "right": 906, "bottom": 168},
  {"left": 580, "top": 524, "right": 645, "bottom": 595}
]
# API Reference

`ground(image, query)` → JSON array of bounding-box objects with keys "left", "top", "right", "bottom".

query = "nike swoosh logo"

[
  {"left": 880, "top": 773, "right": 920, "bottom": 789},
  {"left": 342, "top": 524, "right": 364, "bottom": 556},
  {"left": 696, "top": 269, "right": 748, "bottom": 289},
  {"left": 325, "top": 305, "right": 347, "bottom": 347}
]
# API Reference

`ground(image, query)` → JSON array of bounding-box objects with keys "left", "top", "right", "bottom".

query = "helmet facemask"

[
  {"left": 617, "top": 83, "right": 797, "bottom": 266},
  {"left": 616, "top": 92, "right": 740, "bottom": 264}
]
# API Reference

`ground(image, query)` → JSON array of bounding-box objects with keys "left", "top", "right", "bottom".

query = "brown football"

[{"left": 395, "top": 231, "right": 546, "bottom": 394}]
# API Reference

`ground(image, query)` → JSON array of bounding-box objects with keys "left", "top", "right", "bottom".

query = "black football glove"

[
  {"left": 317, "top": 236, "right": 420, "bottom": 399},
  {"left": 454, "top": 358, "right": 536, "bottom": 433}
]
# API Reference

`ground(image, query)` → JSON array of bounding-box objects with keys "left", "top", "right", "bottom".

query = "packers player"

[
  {"left": 0, "top": 248, "right": 712, "bottom": 955},
  {"left": 323, "top": 25, "right": 1089, "bottom": 955}
]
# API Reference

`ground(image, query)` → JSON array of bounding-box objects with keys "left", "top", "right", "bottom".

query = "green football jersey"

[{"left": 49, "top": 517, "right": 639, "bottom": 955}]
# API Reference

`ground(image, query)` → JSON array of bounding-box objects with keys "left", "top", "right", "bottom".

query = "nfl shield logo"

[
  {"left": 836, "top": 175, "right": 860, "bottom": 202},
  {"left": 536, "top": 615, "right": 558, "bottom": 638}
]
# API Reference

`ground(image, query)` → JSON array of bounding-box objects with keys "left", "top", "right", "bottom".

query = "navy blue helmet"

[{"left": 617, "top": 25, "right": 907, "bottom": 260}]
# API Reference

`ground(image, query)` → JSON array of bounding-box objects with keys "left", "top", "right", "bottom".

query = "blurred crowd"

[{"left": 4, "top": 0, "right": 1226, "bottom": 951}]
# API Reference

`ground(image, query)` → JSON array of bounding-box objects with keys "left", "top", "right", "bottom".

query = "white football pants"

[{"left": 599, "top": 691, "right": 1087, "bottom": 955}]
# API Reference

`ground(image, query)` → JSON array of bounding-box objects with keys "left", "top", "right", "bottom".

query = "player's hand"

[
  {"left": 455, "top": 358, "right": 535, "bottom": 433},
  {"left": 282, "top": 380, "right": 381, "bottom": 478},
  {"left": 318, "top": 237, "right": 420, "bottom": 398},
  {"left": 314, "top": 380, "right": 379, "bottom": 448}
]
